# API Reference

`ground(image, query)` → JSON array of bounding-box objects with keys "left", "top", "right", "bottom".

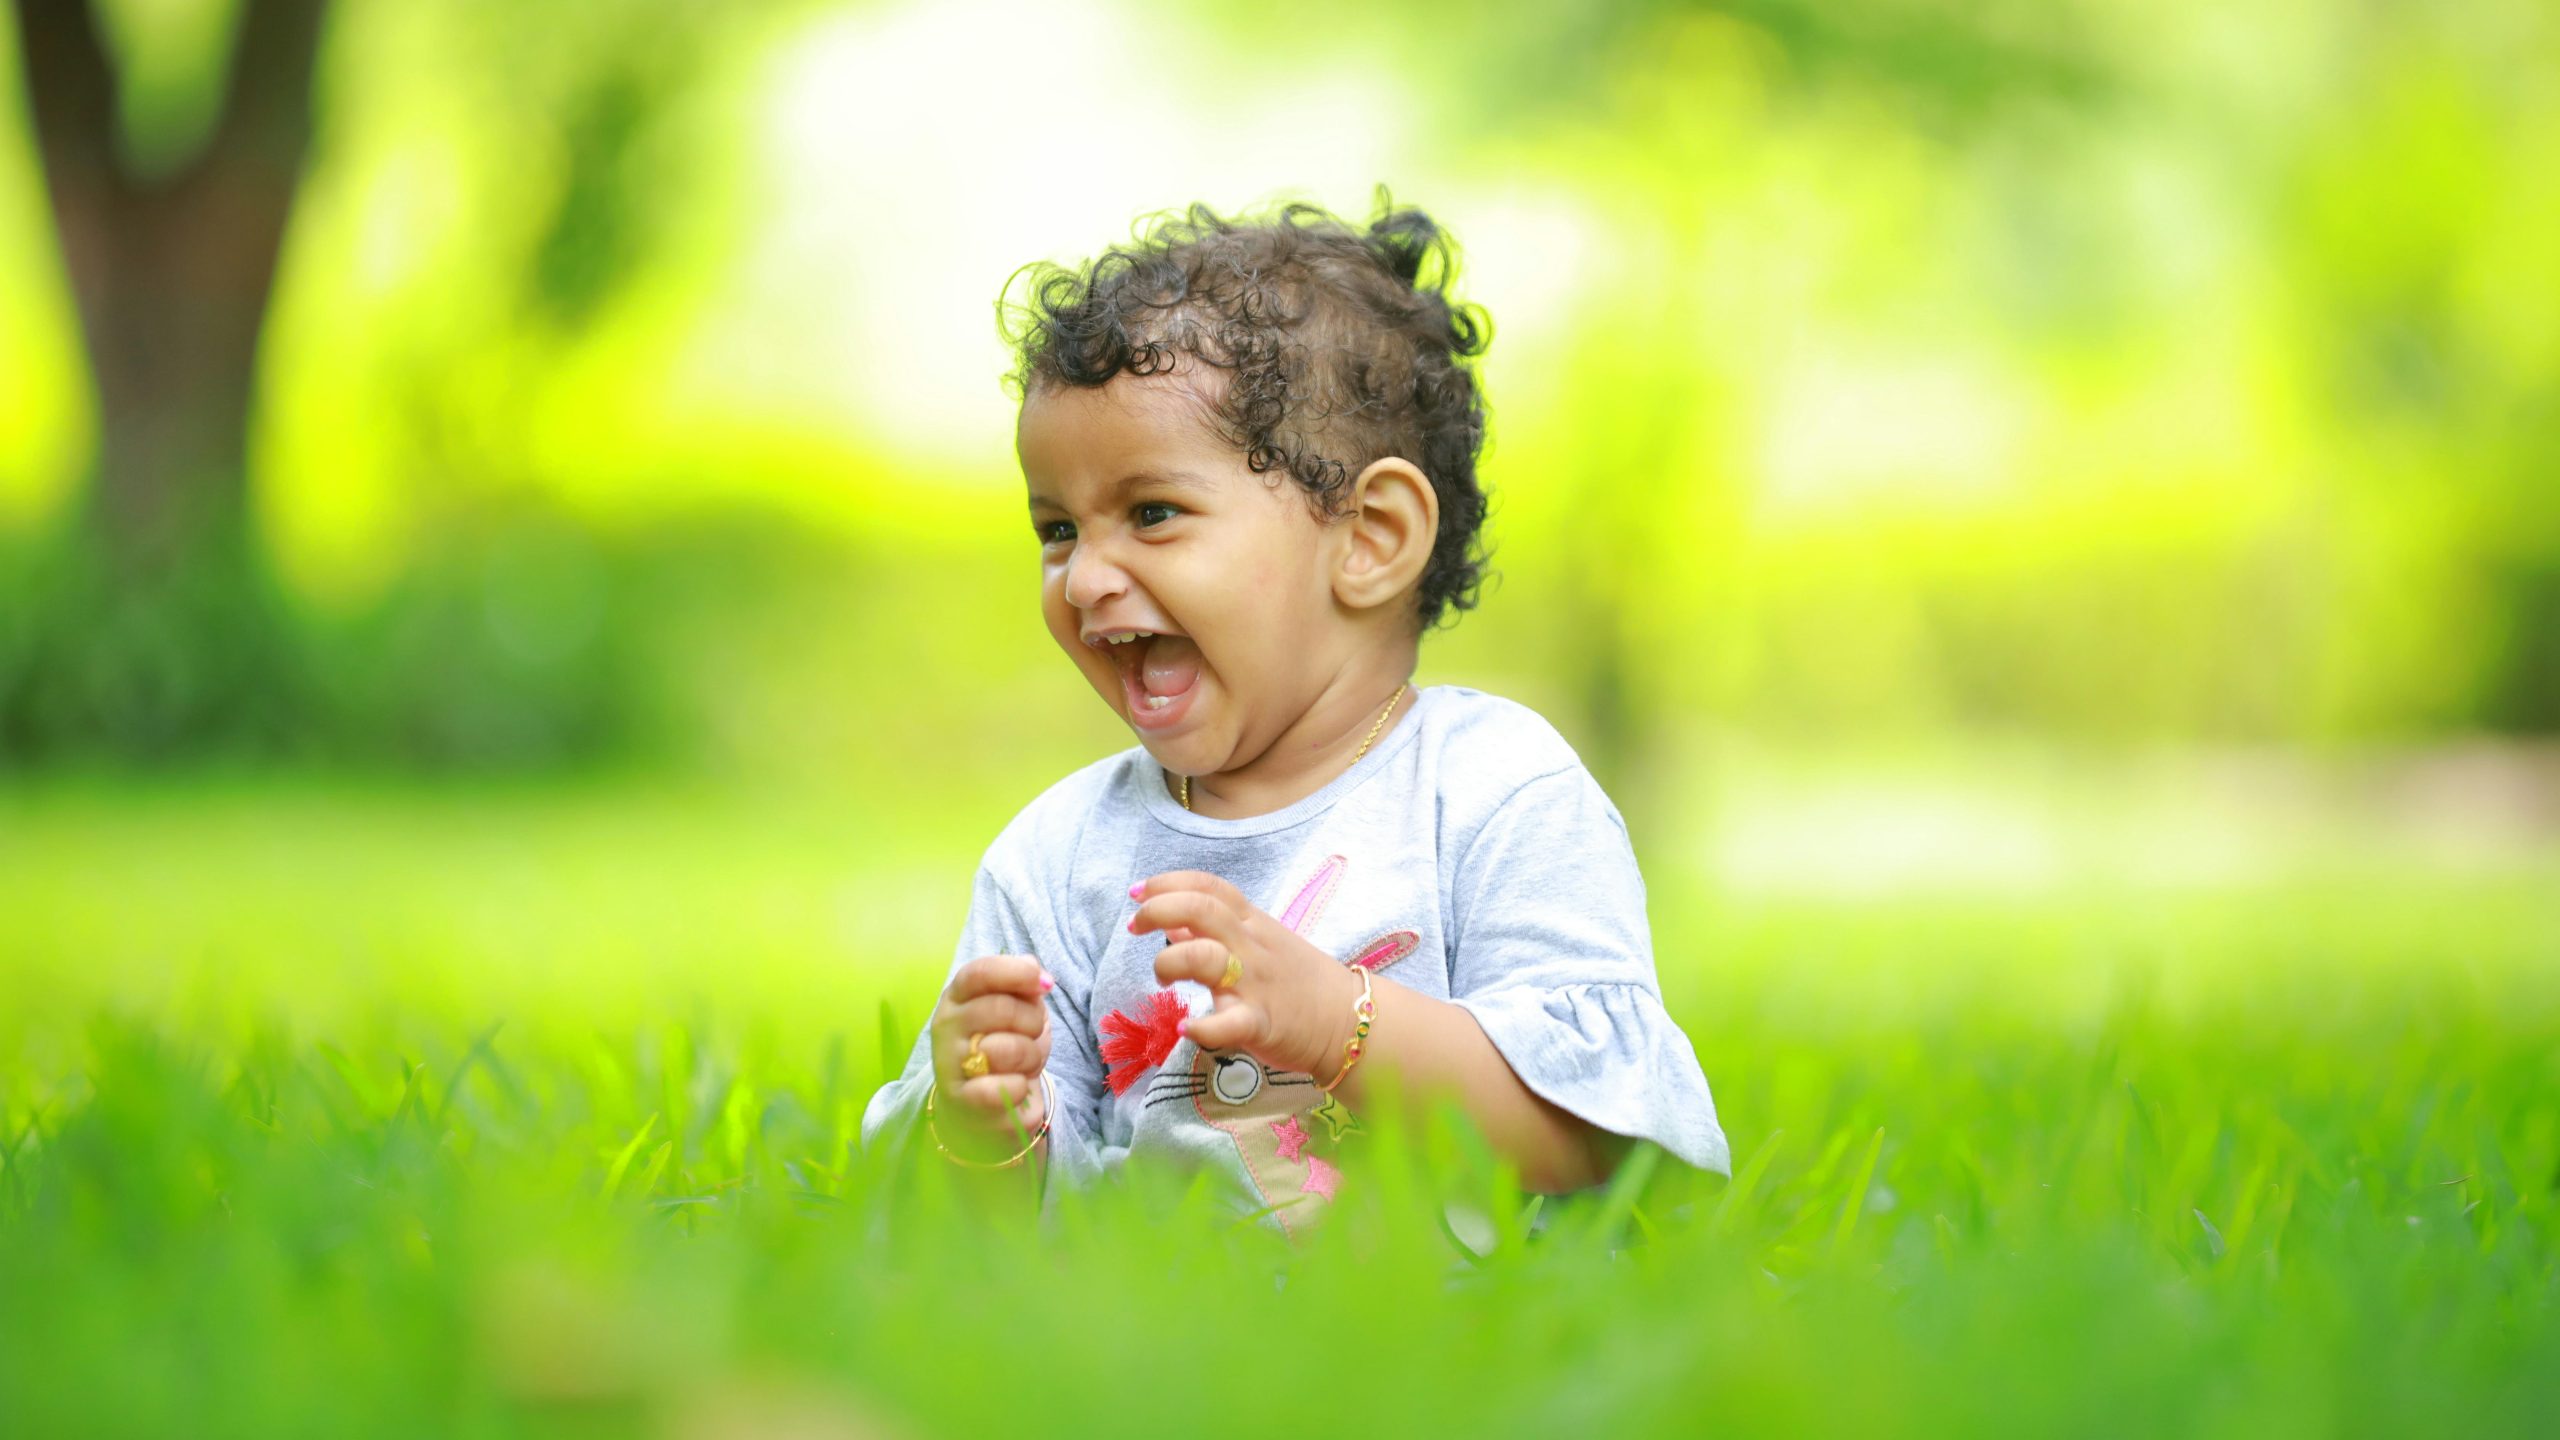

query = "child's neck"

[{"left": 1175, "top": 665, "right": 1417, "bottom": 820}]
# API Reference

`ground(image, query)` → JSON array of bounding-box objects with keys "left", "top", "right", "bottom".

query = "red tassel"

[{"left": 1099, "top": 988, "right": 1188, "bottom": 1095}]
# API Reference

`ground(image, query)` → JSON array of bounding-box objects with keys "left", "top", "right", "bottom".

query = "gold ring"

[
  {"left": 961, "top": 1033, "right": 991, "bottom": 1079},
  {"left": 1216, "top": 950, "right": 1243, "bottom": 990}
]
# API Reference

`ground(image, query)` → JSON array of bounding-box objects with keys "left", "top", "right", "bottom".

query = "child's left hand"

[{"left": 1128, "top": 871, "right": 1363, "bottom": 1078}]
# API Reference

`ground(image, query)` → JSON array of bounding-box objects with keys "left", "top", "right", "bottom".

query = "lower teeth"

[{"left": 1144, "top": 695, "right": 1171, "bottom": 710}]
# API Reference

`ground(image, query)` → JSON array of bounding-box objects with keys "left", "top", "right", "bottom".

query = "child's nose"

[{"left": 1062, "top": 545, "right": 1130, "bottom": 610}]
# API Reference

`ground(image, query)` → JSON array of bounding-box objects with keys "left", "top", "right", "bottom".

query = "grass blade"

[
  {"left": 1709, "top": 1129, "right": 1786, "bottom": 1240},
  {"left": 1830, "top": 1127, "right": 1886, "bottom": 1256},
  {"left": 602, "top": 1113, "right": 660, "bottom": 1199}
]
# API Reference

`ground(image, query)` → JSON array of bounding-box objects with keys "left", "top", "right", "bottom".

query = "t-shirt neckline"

[{"left": 1133, "top": 684, "right": 1441, "bottom": 838}]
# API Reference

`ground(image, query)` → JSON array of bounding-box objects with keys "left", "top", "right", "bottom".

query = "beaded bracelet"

[
  {"left": 1318, "top": 966, "right": 1377, "bottom": 1095},
  {"left": 926, "top": 1070, "right": 1057, "bottom": 1169}
]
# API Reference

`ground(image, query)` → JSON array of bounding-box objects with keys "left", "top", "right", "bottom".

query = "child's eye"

[
  {"left": 1034, "top": 519, "right": 1075, "bottom": 546},
  {"left": 1134, "top": 502, "right": 1180, "bottom": 529}
]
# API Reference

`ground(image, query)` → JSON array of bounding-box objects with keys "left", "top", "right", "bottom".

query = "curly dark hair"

[{"left": 999, "top": 195, "right": 1495, "bottom": 631}]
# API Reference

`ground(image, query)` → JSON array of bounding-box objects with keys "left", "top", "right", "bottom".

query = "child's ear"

[{"left": 1330, "top": 457, "right": 1439, "bottom": 617}]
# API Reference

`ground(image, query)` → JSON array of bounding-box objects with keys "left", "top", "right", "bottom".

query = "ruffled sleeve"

[
  {"left": 1443, "top": 767, "right": 1730, "bottom": 1176},
  {"left": 860, "top": 859, "right": 1109, "bottom": 1197}
]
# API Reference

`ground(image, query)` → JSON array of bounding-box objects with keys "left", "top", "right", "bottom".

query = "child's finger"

[
  {"left": 1153, "top": 936, "right": 1236, "bottom": 991},
  {"left": 941, "top": 1027, "right": 1045, "bottom": 1079},
  {"left": 936, "top": 991, "right": 1046, "bottom": 1039},
  {"left": 1126, "top": 890, "right": 1236, "bottom": 945},
  {"left": 1131, "top": 871, "right": 1253, "bottom": 915},
  {"left": 1180, "top": 1002, "right": 1266, "bottom": 1055},
  {"left": 952, "top": 1072, "right": 1041, "bottom": 1118},
  {"left": 945, "top": 954, "right": 1051, "bottom": 1004}
]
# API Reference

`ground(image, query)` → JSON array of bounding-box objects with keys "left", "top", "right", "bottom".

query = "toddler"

[{"left": 861, "top": 199, "right": 1727, "bottom": 1234}]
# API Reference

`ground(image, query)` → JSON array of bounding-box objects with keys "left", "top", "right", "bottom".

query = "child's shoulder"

[
  {"left": 1420, "top": 685, "right": 1591, "bottom": 785},
  {"left": 1422, "top": 685, "right": 1631, "bottom": 842}
]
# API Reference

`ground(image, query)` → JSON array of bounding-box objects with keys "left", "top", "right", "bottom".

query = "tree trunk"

[
  {"left": 15, "top": 0, "right": 327, "bottom": 576},
  {"left": 5, "top": 0, "right": 329, "bottom": 758}
]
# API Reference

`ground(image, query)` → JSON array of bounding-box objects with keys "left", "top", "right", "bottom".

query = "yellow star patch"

[{"left": 1310, "top": 1094, "right": 1359, "bottom": 1141}]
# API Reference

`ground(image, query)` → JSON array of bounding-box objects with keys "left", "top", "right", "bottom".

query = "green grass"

[{"left": 2, "top": 778, "right": 2556, "bottom": 1436}]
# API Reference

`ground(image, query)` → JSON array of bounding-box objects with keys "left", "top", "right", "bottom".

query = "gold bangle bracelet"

[
  {"left": 1318, "top": 967, "right": 1377, "bottom": 1095},
  {"left": 926, "top": 1070, "right": 1056, "bottom": 1169}
]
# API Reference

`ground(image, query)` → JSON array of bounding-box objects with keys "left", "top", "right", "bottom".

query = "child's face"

[{"left": 1017, "top": 371, "right": 1353, "bottom": 780}]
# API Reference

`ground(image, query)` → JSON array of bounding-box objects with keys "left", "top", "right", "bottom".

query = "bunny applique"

[{"left": 1100, "top": 854, "right": 1418, "bottom": 1236}]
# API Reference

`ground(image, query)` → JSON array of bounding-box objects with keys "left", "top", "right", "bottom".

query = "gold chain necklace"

[{"left": 1179, "top": 682, "right": 1408, "bottom": 813}]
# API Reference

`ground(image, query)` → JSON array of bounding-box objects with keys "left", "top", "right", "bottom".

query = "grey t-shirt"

[{"left": 861, "top": 684, "right": 1729, "bottom": 1234}]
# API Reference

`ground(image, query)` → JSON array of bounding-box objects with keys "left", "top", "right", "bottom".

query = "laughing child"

[{"left": 860, "top": 199, "right": 1728, "bottom": 1235}]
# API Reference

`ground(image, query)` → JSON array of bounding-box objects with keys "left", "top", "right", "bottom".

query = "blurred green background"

[
  {"left": 2, "top": 1, "right": 2556, "bottom": 1434},
  {"left": 5, "top": 0, "right": 2557, "bottom": 783}
]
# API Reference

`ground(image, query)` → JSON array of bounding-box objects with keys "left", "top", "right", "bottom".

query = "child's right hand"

[{"left": 928, "top": 954, "right": 1055, "bottom": 1137}]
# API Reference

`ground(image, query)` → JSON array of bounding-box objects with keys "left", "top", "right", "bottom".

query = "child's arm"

[
  {"left": 1320, "top": 967, "right": 1611, "bottom": 1192},
  {"left": 1129, "top": 765, "right": 1727, "bottom": 1191},
  {"left": 862, "top": 863, "right": 1111, "bottom": 1193}
]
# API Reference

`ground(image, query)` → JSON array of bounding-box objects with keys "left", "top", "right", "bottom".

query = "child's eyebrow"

[{"left": 1027, "top": 469, "right": 1220, "bottom": 510}]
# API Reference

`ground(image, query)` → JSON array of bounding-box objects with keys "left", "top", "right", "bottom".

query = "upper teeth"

[{"left": 1102, "top": 631, "right": 1155, "bottom": 645}]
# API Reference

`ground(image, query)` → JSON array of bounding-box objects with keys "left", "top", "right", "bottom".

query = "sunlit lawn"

[{"left": 2, "top": 776, "right": 2555, "bottom": 1436}]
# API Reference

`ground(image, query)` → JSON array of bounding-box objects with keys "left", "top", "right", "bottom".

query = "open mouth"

[{"left": 1101, "top": 632, "right": 1202, "bottom": 730}]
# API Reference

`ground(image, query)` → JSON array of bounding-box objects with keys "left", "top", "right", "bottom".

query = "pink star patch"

[
  {"left": 1269, "top": 1115, "right": 1310, "bottom": 1163},
  {"left": 1300, "top": 1154, "right": 1340, "bottom": 1202}
]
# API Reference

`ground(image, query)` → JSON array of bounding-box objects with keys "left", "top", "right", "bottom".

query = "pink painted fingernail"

[
  {"left": 1128, "top": 882, "right": 1145, "bottom": 900},
  {"left": 1039, "top": 972, "right": 1056, "bottom": 994}
]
